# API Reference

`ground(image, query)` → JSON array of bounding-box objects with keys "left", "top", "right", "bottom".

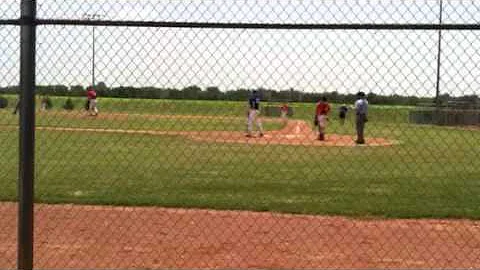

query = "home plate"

[{"left": 284, "top": 134, "right": 306, "bottom": 139}]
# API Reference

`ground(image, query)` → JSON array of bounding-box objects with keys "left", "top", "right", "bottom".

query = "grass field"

[{"left": 1, "top": 95, "right": 479, "bottom": 219}]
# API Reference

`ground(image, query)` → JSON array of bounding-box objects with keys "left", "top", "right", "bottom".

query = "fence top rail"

[{"left": 2, "top": 19, "right": 480, "bottom": 30}]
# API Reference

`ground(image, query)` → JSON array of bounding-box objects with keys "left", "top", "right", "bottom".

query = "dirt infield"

[
  {"left": 1, "top": 202, "right": 479, "bottom": 268},
  {"left": 189, "top": 120, "right": 395, "bottom": 146},
  {"left": 32, "top": 117, "right": 396, "bottom": 147}
]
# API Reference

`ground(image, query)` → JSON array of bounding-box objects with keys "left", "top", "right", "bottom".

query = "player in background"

[
  {"left": 314, "top": 96, "right": 331, "bottom": 141},
  {"left": 86, "top": 86, "right": 99, "bottom": 116},
  {"left": 246, "top": 90, "right": 264, "bottom": 138},
  {"left": 354, "top": 91, "right": 369, "bottom": 144},
  {"left": 280, "top": 103, "right": 289, "bottom": 124},
  {"left": 338, "top": 104, "right": 349, "bottom": 125}
]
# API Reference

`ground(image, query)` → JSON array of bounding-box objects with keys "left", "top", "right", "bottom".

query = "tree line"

[{"left": 1, "top": 82, "right": 478, "bottom": 106}]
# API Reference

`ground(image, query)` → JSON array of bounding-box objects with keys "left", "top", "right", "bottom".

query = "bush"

[
  {"left": 63, "top": 98, "right": 74, "bottom": 110},
  {"left": 0, "top": 96, "right": 8, "bottom": 108}
]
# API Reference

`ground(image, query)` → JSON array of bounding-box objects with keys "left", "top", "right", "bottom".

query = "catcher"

[{"left": 314, "top": 96, "right": 331, "bottom": 141}]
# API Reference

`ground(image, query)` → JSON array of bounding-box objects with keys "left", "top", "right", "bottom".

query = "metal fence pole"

[
  {"left": 92, "top": 25, "right": 95, "bottom": 86},
  {"left": 434, "top": 0, "right": 444, "bottom": 124},
  {"left": 18, "top": 1, "right": 36, "bottom": 269}
]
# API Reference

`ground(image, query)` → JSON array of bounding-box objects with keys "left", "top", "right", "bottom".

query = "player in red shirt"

[
  {"left": 86, "top": 86, "right": 98, "bottom": 116},
  {"left": 314, "top": 96, "right": 331, "bottom": 141}
]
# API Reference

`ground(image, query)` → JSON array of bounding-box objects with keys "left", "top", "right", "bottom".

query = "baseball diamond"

[
  {"left": 3, "top": 1, "right": 480, "bottom": 268},
  {"left": 28, "top": 117, "right": 395, "bottom": 147}
]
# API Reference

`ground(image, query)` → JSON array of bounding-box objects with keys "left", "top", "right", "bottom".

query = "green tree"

[
  {"left": 95, "top": 81, "right": 108, "bottom": 91},
  {"left": 70, "top": 85, "right": 85, "bottom": 96},
  {"left": 205, "top": 86, "right": 222, "bottom": 100},
  {"left": 182, "top": 85, "right": 202, "bottom": 99}
]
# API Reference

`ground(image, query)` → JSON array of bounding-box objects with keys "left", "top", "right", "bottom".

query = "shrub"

[
  {"left": 0, "top": 96, "right": 8, "bottom": 109},
  {"left": 63, "top": 98, "right": 74, "bottom": 110}
]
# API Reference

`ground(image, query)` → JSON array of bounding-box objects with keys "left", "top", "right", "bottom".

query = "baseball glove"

[
  {"left": 84, "top": 100, "right": 90, "bottom": 111},
  {"left": 313, "top": 116, "right": 318, "bottom": 126}
]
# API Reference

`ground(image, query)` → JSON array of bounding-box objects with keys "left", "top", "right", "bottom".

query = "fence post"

[{"left": 18, "top": 1, "right": 36, "bottom": 270}]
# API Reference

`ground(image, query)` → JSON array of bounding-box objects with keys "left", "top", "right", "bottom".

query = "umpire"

[{"left": 354, "top": 91, "right": 368, "bottom": 144}]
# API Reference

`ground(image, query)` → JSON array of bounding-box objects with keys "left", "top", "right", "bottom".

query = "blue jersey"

[{"left": 249, "top": 96, "right": 260, "bottom": 110}]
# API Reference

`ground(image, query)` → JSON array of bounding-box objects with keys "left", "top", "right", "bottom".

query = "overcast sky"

[{"left": 1, "top": 1, "right": 480, "bottom": 97}]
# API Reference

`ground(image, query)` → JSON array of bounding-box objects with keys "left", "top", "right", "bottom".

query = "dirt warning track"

[{"left": 0, "top": 202, "right": 479, "bottom": 269}]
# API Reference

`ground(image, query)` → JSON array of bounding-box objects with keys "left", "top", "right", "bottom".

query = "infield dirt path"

[
  {"left": 33, "top": 117, "right": 396, "bottom": 147},
  {"left": 4, "top": 111, "right": 396, "bottom": 146}
]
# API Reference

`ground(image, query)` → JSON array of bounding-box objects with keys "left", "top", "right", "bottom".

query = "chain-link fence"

[{"left": 1, "top": 1, "right": 480, "bottom": 269}]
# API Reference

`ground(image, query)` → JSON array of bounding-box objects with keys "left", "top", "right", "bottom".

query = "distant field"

[
  {"left": 1, "top": 95, "right": 479, "bottom": 219},
  {"left": 0, "top": 94, "right": 411, "bottom": 123}
]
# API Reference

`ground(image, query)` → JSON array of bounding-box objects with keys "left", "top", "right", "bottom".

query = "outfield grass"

[{"left": 1, "top": 97, "right": 479, "bottom": 219}]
